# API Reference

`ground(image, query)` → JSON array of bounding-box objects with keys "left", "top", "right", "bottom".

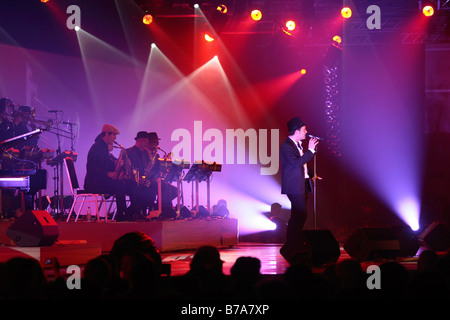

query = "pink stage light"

[
  {"left": 251, "top": 9, "right": 262, "bottom": 21},
  {"left": 422, "top": 5, "right": 435, "bottom": 17},
  {"left": 285, "top": 20, "right": 296, "bottom": 31},
  {"left": 341, "top": 7, "right": 352, "bottom": 19}
]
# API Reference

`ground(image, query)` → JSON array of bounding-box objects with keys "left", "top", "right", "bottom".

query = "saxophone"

[
  {"left": 140, "top": 146, "right": 158, "bottom": 187},
  {"left": 114, "top": 141, "right": 139, "bottom": 184}
]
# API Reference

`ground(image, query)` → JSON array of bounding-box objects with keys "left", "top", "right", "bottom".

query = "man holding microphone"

[{"left": 279, "top": 117, "right": 319, "bottom": 263}]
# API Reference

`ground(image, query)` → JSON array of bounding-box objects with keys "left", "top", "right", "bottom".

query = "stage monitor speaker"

[
  {"left": 303, "top": 230, "right": 341, "bottom": 267},
  {"left": 179, "top": 206, "right": 192, "bottom": 218},
  {"left": 197, "top": 205, "right": 210, "bottom": 218},
  {"left": 344, "top": 227, "right": 419, "bottom": 261},
  {"left": 419, "top": 222, "right": 450, "bottom": 252},
  {"left": 6, "top": 210, "right": 59, "bottom": 247},
  {"left": 391, "top": 225, "right": 420, "bottom": 257},
  {"left": 344, "top": 227, "right": 398, "bottom": 261}
]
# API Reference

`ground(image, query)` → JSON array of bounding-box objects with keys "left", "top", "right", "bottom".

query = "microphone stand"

[
  {"left": 312, "top": 144, "right": 322, "bottom": 230},
  {"left": 313, "top": 150, "right": 317, "bottom": 230},
  {"left": 47, "top": 111, "right": 76, "bottom": 218}
]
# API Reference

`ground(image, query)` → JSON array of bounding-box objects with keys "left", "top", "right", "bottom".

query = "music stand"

[
  {"left": 165, "top": 159, "right": 190, "bottom": 215},
  {"left": 183, "top": 161, "right": 222, "bottom": 216},
  {"left": 46, "top": 150, "right": 77, "bottom": 216},
  {"left": 183, "top": 161, "right": 200, "bottom": 214}
]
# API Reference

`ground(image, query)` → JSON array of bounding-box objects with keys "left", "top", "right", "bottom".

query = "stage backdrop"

[{"left": 0, "top": 42, "right": 302, "bottom": 235}]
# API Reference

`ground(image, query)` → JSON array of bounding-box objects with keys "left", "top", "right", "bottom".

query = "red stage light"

[
  {"left": 204, "top": 33, "right": 215, "bottom": 42},
  {"left": 341, "top": 7, "right": 352, "bottom": 19},
  {"left": 251, "top": 10, "right": 262, "bottom": 21},
  {"left": 217, "top": 4, "right": 228, "bottom": 14},
  {"left": 422, "top": 5, "right": 435, "bottom": 17},
  {"left": 143, "top": 14, "right": 153, "bottom": 25},
  {"left": 41, "top": 0, "right": 50, "bottom": 3}
]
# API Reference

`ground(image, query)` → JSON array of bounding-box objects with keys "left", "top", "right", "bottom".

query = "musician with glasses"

[{"left": 84, "top": 124, "right": 136, "bottom": 221}]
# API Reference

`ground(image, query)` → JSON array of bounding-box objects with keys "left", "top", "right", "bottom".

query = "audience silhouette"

[{"left": 0, "top": 231, "right": 449, "bottom": 300}]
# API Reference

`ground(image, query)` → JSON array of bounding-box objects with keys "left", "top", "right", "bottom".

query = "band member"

[
  {"left": 10, "top": 105, "right": 39, "bottom": 150},
  {"left": 127, "top": 131, "right": 151, "bottom": 175},
  {"left": 126, "top": 131, "right": 151, "bottom": 217},
  {"left": 0, "top": 98, "right": 14, "bottom": 142},
  {"left": 84, "top": 124, "right": 136, "bottom": 221},
  {"left": 145, "top": 132, "right": 177, "bottom": 218},
  {"left": 279, "top": 116, "right": 319, "bottom": 263}
]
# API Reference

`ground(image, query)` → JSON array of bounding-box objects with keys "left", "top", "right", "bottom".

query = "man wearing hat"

[
  {"left": 126, "top": 131, "right": 152, "bottom": 218},
  {"left": 127, "top": 131, "right": 151, "bottom": 175},
  {"left": 279, "top": 116, "right": 319, "bottom": 262},
  {"left": 84, "top": 124, "right": 131, "bottom": 221},
  {"left": 145, "top": 131, "right": 177, "bottom": 218}
]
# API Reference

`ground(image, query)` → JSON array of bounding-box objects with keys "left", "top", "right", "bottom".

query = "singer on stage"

[{"left": 279, "top": 116, "right": 319, "bottom": 263}]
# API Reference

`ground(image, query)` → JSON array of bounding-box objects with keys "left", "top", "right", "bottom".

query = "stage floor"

[
  {"left": 161, "top": 243, "right": 424, "bottom": 277},
  {"left": 0, "top": 218, "right": 428, "bottom": 278}
]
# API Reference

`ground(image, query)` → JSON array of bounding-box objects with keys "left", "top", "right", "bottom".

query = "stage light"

[
  {"left": 217, "top": 4, "right": 228, "bottom": 14},
  {"left": 151, "top": 43, "right": 156, "bottom": 48},
  {"left": 300, "top": 68, "right": 306, "bottom": 75},
  {"left": 74, "top": 25, "right": 80, "bottom": 32},
  {"left": 422, "top": 5, "right": 435, "bottom": 17},
  {"left": 194, "top": 3, "right": 200, "bottom": 9},
  {"left": 285, "top": 20, "right": 296, "bottom": 31},
  {"left": 251, "top": 9, "right": 262, "bottom": 21},
  {"left": 341, "top": 7, "right": 352, "bottom": 19},
  {"left": 204, "top": 33, "right": 215, "bottom": 42},
  {"left": 41, "top": 0, "right": 50, "bottom": 3},
  {"left": 397, "top": 197, "right": 420, "bottom": 231},
  {"left": 143, "top": 14, "right": 153, "bottom": 25},
  {"left": 332, "top": 35, "right": 342, "bottom": 44}
]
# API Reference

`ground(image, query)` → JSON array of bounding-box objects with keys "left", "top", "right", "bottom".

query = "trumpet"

[{"left": 29, "top": 118, "right": 53, "bottom": 129}]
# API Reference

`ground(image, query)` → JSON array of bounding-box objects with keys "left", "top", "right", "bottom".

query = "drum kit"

[{"left": 0, "top": 97, "right": 77, "bottom": 218}]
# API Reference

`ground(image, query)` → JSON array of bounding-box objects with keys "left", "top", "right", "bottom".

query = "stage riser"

[
  {"left": 0, "top": 218, "right": 239, "bottom": 253},
  {"left": 0, "top": 242, "right": 102, "bottom": 267}
]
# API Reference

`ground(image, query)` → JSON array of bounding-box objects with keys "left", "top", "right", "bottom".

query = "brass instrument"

[
  {"left": 139, "top": 146, "right": 174, "bottom": 187},
  {"left": 113, "top": 141, "right": 139, "bottom": 184},
  {"left": 12, "top": 106, "right": 53, "bottom": 129},
  {"left": 140, "top": 146, "right": 158, "bottom": 187},
  {"left": 29, "top": 118, "right": 53, "bottom": 129}
]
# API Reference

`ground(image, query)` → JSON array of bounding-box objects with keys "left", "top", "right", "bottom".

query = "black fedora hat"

[
  {"left": 147, "top": 132, "right": 161, "bottom": 141},
  {"left": 135, "top": 131, "right": 148, "bottom": 140},
  {"left": 287, "top": 117, "right": 305, "bottom": 132}
]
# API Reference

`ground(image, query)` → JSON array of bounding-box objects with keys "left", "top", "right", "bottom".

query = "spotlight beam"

[{"left": 75, "top": 27, "right": 142, "bottom": 124}]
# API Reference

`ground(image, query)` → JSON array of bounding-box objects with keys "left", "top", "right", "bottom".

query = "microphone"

[{"left": 306, "top": 133, "right": 324, "bottom": 141}]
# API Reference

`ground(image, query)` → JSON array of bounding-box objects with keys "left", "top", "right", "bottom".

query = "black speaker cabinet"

[
  {"left": 344, "top": 227, "right": 419, "bottom": 261},
  {"left": 6, "top": 210, "right": 59, "bottom": 247},
  {"left": 303, "top": 230, "right": 341, "bottom": 267},
  {"left": 419, "top": 222, "right": 450, "bottom": 251}
]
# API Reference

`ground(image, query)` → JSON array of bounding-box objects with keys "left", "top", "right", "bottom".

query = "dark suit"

[
  {"left": 280, "top": 137, "right": 315, "bottom": 260},
  {"left": 84, "top": 138, "right": 131, "bottom": 220}
]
